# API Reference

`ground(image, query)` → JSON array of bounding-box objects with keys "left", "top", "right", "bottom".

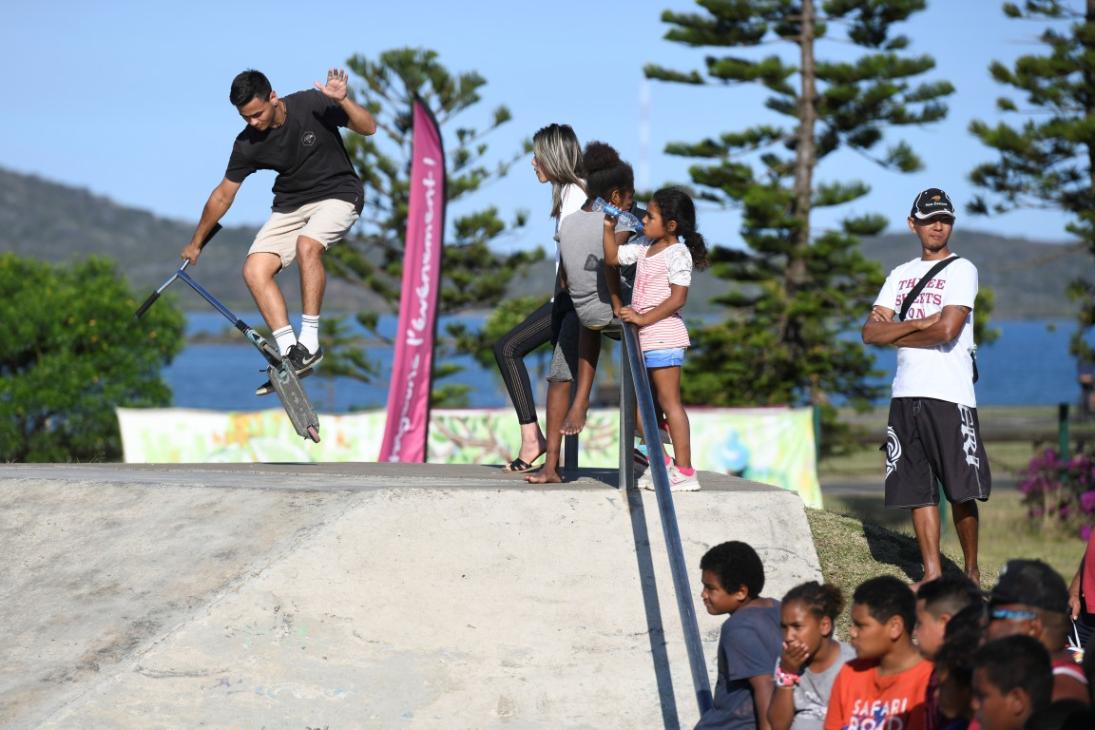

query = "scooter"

[{"left": 135, "top": 224, "right": 321, "bottom": 443}]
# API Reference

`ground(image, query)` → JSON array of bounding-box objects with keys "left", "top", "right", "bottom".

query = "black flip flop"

[{"left": 504, "top": 455, "right": 546, "bottom": 473}]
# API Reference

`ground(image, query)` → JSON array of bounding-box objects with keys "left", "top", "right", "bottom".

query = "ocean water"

[{"left": 164, "top": 313, "right": 1089, "bottom": 412}]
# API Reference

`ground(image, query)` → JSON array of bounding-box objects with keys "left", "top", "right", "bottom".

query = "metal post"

[
  {"left": 1059, "top": 402, "right": 1071, "bottom": 463},
  {"left": 812, "top": 403, "right": 822, "bottom": 466},
  {"left": 621, "top": 323, "right": 713, "bottom": 715},
  {"left": 620, "top": 342, "right": 636, "bottom": 491}
]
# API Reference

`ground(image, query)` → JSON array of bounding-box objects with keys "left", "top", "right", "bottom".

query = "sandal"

[{"left": 503, "top": 453, "right": 544, "bottom": 473}]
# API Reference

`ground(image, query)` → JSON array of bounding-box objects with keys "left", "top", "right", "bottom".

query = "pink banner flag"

[{"left": 379, "top": 100, "right": 445, "bottom": 462}]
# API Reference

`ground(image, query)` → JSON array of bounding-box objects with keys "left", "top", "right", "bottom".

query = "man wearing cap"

[
  {"left": 987, "top": 558, "right": 1089, "bottom": 703},
  {"left": 862, "top": 188, "right": 990, "bottom": 589}
]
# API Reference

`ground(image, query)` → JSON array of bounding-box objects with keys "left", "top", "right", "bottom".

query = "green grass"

[
  {"left": 808, "top": 490, "right": 1084, "bottom": 636},
  {"left": 820, "top": 489, "right": 1081, "bottom": 581},
  {"left": 818, "top": 440, "right": 1038, "bottom": 482}
]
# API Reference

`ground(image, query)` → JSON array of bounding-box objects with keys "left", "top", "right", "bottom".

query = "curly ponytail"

[
  {"left": 651, "top": 187, "right": 708, "bottom": 269},
  {"left": 782, "top": 581, "right": 845, "bottom": 623}
]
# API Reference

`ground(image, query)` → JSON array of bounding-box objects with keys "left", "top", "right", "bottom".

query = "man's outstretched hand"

[{"left": 315, "top": 68, "right": 349, "bottom": 102}]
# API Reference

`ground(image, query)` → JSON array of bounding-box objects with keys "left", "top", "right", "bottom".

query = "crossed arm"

[{"left": 861, "top": 304, "right": 970, "bottom": 348}]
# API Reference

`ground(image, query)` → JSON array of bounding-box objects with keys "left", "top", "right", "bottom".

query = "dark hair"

[
  {"left": 852, "top": 575, "right": 916, "bottom": 635},
  {"left": 932, "top": 602, "right": 987, "bottom": 700},
  {"left": 583, "top": 142, "right": 634, "bottom": 202},
  {"left": 944, "top": 601, "right": 988, "bottom": 646},
  {"left": 783, "top": 581, "right": 844, "bottom": 622},
  {"left": 917, "top": 575, "right": 982, "bottom": 619},
  {"left": 1039, "top": 610, "right": 1072, "bottom": 650},
  {"left": 973, "top": 636, "right": 1052, "bottom": 716},
  {"left": 700, "top": 541, "right": 765, "bottom": 598},
  {"left": 229, "top": 69, "right": 272, "bottom": 107},
  {"left": 1024, "top": 700, "right": 1094, "bottom": 730},
  {"left": 650, "top": 187, "right": 708, "bottom": 269}
]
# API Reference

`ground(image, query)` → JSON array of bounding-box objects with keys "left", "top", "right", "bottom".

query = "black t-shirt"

[{"left": 225, "top": 90, "right": 363, "bottom": 213}]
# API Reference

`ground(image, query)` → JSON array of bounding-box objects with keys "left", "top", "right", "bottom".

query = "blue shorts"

[{"left": 643, "top": 347, "right": 685, "bottom": 368}]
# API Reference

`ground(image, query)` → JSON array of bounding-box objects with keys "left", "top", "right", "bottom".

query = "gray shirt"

[
  {"left": 558, "top": 209, "right": 634, "bottom": 329},
  {"left": 788, "top": 641, "right": 857, "bottom": 730},
  {"left": 696, "top": 602, "right": 782, "bottom": 730}
]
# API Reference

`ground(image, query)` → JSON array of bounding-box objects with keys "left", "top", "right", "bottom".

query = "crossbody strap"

[{"left": 897, "top": 255, "right": 961, "bottom": 321}]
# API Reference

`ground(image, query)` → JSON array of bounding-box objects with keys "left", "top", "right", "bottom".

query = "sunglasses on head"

[{"left": 990, "top": 607, "right": 1037, "bottom": 621}]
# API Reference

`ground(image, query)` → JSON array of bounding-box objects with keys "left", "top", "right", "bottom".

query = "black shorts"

[{"left": 882, "top": 397, "right": 991, "bottom": 509}]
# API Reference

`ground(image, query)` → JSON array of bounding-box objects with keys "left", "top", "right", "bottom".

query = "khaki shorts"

[{"left": 248, "top": 198, "right": 359, "bottom": 267}]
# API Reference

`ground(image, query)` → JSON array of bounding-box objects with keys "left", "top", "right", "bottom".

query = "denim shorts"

[{"left": 643, "top": 347, "right": 685, "bottom": 368}]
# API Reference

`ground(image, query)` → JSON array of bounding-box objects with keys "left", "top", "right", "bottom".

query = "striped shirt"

[{"left": 617, "top": 241, "right": 692, "bottom": 352}]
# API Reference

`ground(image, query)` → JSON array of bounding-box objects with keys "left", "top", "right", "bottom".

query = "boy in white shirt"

[{"left": 861, "top": 188, "right": 991, "bottom": 589}]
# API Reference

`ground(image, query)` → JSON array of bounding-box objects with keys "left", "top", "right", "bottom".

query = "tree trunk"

[
  {"left": 1087, "top": 0, "right": 1095, "bottom": 199},
  {"left": 783, "top": 0, "right": 817, "bottom": 396}
]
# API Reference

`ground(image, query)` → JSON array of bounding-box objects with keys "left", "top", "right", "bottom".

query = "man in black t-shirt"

[{"left": 180, "top": 68, "right": 376, "bottom": 395}]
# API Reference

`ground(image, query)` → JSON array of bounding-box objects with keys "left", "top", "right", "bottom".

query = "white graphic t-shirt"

[{"left": 873, "top": 255, "right": 979, "bottom": 407}]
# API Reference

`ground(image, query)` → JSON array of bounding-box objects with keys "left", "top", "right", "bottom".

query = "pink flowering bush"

[{"left": 1019, "top": 446, "right": 1095, "bottom": 539}]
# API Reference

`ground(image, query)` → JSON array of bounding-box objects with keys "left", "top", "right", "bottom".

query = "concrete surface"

[{"left": 0, "top": 463, "right": 821, "bottom": 729}]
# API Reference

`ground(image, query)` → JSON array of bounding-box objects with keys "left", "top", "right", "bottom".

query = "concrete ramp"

[{"left": 0, "top": 464, "right": 821, "bottom": 729}]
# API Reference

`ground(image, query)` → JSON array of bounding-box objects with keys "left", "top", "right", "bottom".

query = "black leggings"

[{"left": 493, "top": 300, "right": 554, "bottom": 425}]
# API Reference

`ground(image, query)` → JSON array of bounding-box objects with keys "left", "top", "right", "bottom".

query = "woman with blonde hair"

[{"left": 493, "top": 123, "right": 585, "bottom": 473}]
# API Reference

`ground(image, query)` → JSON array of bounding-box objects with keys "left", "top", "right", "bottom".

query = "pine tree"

[
  {"left": 646, "top": 0, "right": 954, "bottom": 437},
  {"left": 324, "top": 48, "right": 542, "bottom": 406},
  {"left": 969, "top": 0, "right": 1095, "bottom": 361}
]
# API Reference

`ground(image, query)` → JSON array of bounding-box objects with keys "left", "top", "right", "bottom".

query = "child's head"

[
  {"left": 780, "top": 581, "right": 844, "bottom": 656},
  {"left": 583, "top": 142, "right": 634, "bottom": 210},
  {"left": 915, "top": 575, "right": 982, "bottom": 659},
  {"left": 699, "top": 541, "right": 765, "bottom": 616},
  {"left": 848, "top": 576, "right": 917, "bottom": 661},
  {"left": 646, "top": 188, "right": 708, "bottom": 268},
  {"left": 986, "top": 559, "right": 1070, "bottom": 651},
  {"left": 932, "top": 602, "right": 987, "bottom": 722},
  {"left": 971, "top": 635, "right": 1052, "bottom": 730}
]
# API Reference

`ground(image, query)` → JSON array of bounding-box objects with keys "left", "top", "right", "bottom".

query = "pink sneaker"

[{"left": 669, "top": 466, "right": 700, "bottom": 491}]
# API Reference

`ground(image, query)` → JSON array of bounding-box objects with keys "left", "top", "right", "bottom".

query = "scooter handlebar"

[
  {"left": 134, "top": 291, "right": 161, "bottom": 319},
  {"left": 134, "top": 223, "right": 223, "bottom": 319}
]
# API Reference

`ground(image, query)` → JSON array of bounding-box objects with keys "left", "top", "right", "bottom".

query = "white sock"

[
  {"left": 273, "top": 325, "right": 296, "bottom": 356},
  {"left": 299, "top": 314, "right": 320, "bottom": 354}
]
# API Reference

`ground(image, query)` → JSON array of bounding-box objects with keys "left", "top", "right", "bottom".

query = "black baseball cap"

[
  {"left": 910, "top": 188, "right": 956, "bottom": 221},
  {"left": 988, "top": 559, "right": 1069, "bottom": 614}
]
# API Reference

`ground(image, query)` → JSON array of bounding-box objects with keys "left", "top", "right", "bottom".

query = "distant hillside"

[
  {"left": 508, "top": 229, "right": 1086, "bottom": 319},
  {"left": 0, "top": 167, "right": 385, "bottom": 312},
  {"left": 860, "top": 230, "right": 1084, "bottom": 319},
  {"left": 0, "top": 166, "right": 1086, "bottom": 318}
]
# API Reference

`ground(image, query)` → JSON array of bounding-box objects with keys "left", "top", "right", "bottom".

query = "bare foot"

[
  {"left": 525, "top": 469, "right": 563, "bottom": 484},
  {"left": 560, "top": 404, "right": 587, "bottom": 436},
  {"left": 910, "top": 571, "right": 943, "bottom": 593},
  {"left": 966, "top": 567, "right": 981, "bottom": 588}
]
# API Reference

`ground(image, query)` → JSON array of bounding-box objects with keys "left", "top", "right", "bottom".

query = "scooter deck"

[{"left": 268, "top": 364, "right": 321, "bottom": 443}]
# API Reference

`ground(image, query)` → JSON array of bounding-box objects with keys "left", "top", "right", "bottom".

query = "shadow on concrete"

[{"left": 625, "top": 485, "right": 681, "bottom": 730}]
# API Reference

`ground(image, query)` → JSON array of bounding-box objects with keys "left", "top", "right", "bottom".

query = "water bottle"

[{"left": 592, "top": 197, "right": 644, "bottom": 234}]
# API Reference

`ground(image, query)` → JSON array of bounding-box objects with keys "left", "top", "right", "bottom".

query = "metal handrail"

[{"left": 617, "top": 321, "right": 714, "bottom": 717}]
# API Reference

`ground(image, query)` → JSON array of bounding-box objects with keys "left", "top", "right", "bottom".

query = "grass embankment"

[
  {"left": 808, "top": 491, "right": 1082, "bottom": 636},
  {"left": 811, "top": 410, "right": 1089, "bottom": 634}
]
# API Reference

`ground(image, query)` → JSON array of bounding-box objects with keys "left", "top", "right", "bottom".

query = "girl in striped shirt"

[{"left": 603, "top": 187, "right": 708, "bottom": 490}]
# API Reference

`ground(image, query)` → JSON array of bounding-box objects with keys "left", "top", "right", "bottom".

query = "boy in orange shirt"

[{"left": 825, "top": 576, "right": 934, "bottom": 730}]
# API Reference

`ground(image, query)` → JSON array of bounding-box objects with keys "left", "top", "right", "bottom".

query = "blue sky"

[{"left": 0, "top": 1, "right": 1078, "bottom": 253}]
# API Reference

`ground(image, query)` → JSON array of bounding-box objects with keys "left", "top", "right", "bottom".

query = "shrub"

[
  {"left": 1018, "top": 445, "right": 1095, "bottom": 539},
  {"left": 0, "top": 254, "right": 185, "bottom": 461}
]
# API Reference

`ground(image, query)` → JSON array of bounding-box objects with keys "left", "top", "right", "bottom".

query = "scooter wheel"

[{"left": 307, "top": 425, "right": 321, "bottom": 443}]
